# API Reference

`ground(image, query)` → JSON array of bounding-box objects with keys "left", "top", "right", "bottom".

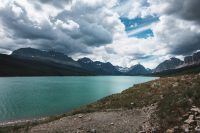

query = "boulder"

[
  {"left": 78, "top": 114, "right": 83, "bottom": 118},
  {"left": 166, "top": 128, "right": 174, "bottom": 133},
  {"left": 181, "top": 124, "right": 189, "bottom": 132},
  {"left": 90, "top": 129, "right": 96, "bottom": 133},
  {"left": 184, "top": 115, "right": 195, "bottom": 124},
  {"left": 172, "top": 82, "right": 179, "bottom": 87},
  {"left": 191, "top": 107, "right": 200, "bottom": 114},
  {"left": 195, "top": 126, "right": 200, "bottom": 132},
  {"left": 138, "top": 131, "right": 146, "bottom": 133},
  {"left": 196, "top": 117, "right": 200, "bottom": 120},
  {"left": 196, "top": 120, "right": 200, "bottom": 126}
]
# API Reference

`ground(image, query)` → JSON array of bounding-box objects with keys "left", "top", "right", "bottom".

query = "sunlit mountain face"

[{"left": 0, "top": 0, "right": 200, "bottom": 69}]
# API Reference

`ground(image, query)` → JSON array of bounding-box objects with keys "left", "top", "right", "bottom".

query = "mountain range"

[
  {"left": 0, "top": 47, "right": 200, "bottom": 76},
  {"left": 154, "top": 51, "right": 200, "bottom": 73}
]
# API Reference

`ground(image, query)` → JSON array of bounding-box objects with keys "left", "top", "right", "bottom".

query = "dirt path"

[{"left": 28, "top": 106, "right": 156, "bottom": 133}]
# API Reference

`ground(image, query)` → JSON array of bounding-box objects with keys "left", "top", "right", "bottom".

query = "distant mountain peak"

[
  {"left": 115, "top": 66, "right": 129, "bottom": 73},
  {"left": 155, "top": 57, "right": 183, "bottom": 72},
  {"left": 78, "top": 57, "right": 93, "bottom": 64},
  {"left": 130, "top": 63, "right": 145, "bottom": 69},
  {"left": 11, "top": 47, "right": 80, "bottom": 67},
  {"left": 184, "top": 51, "right": 200, "bottom": 65},
  {"left": 127, "top": 64, "right": 150, "bottom": 75}
]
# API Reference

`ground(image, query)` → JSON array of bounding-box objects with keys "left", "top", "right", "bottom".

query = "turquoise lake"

[{"left": 0, "top": 76, "right": 158, "bottom": 122}]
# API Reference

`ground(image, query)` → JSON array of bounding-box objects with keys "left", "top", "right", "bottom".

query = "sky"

[{"left": 0, "top": 0, "right": 200, "bottom": 68}]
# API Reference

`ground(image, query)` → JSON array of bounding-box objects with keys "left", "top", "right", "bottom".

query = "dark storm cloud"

[
  {"left": 170, "top": 34, "right": 200, "bottom": 55},
  {"left": 0, "top": 3, "right": 56, "bottom": 40},
  {"left": 130, "top": 53, "right": 153, "bottom": 61},
  {"left": 79, "top": 22, "right": 112, "bottom": 46},
  {"left": 54, "top": 9, "right": 113, "bottom": 47},
  {"left": 30, "top": 0, "right": 72, "bottom": 8},
  {"left": 165, "top": 0, "right": 200, "bottom": 24},
  {"left": 0, "top": 3, "right": 85, "bottom": 55},
  {"left": 0, "top": 1, "right": 115, "bottom": 55},
  {"left": 158, "top": 0, "right": 200, "bottom": 55}
]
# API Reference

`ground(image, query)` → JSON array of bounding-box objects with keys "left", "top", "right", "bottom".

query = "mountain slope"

[
  {"left": 154, "top": 57, "right": 184, "bottom": 72},
  {"left": 11, "top": 48, "right": 121, "bottom": 75},
  {"left": 78, "top": 58, "right": 121, "bottom": 75},
  {"left": 184, "top": 51, "right": 200, "bottom": 65},
  {"left": 126, "top": 64, "right": 150, "bottom": 75},
  {"left": 0, "top": 54, "right": 93, "bottom": 76},
  {"left": 115, "top": 66, "right": 129, "bottom": 73},
  {"left": 11, "top": 48, "right": 80, "bottom": 68}
]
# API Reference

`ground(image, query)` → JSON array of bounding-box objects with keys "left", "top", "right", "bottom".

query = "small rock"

[
  {"left": 195, "top": 126, "right": 200, "bottom": 132},
  {"left": 78, "top": 115, "right": 83, "bottom": 118},
  {"left": 110, "top": 122, "right": 114, "bottom": 125},
  {"left": 151, "top": 127, "right": 157, "bottom": 133},
  {"left": 196, "top": 120, "right": 200, "bottom": 126},
  {"left": 189, "top": 126, "right": 193, "bottom": 130},
  {"left": 166, "top": 128, "right": 174, "bottom": 133},
  {"left": 172, "top": 82, "right": 178, "bottom": 87},
  {"left": 184, "top": 128, "right": 189, "bottom": 133},
  {"left": 181, "top": 124, "right": 189, "bottom": 132},
  {"left": 131, "top": 102, "right": 134, "bottom": 105},
  {"left": 174, "top": 126, "right": 179, "bottom": 131},
  {"left": 188, "top": 111, "right": 193, "bottom": 115},
  {"left": 90, "top": 129, "right": 96, "bottom": 133},
  {"left": 183, "top": 113, "right": 189, "bottom": 118},
  {"left": 184, "top": 115, "right": 195, "bottom": 124},
  {"left": 188, "top": 99, "right": 193, "bottom": 105},
  {"left": 195, "top": 112, "right": 199, "bottom": 116},
  {"left": 77, "top": 130, "right": 84, "bottom": 133},
  {"left": 191, "top": 107, "right": 200, "bottom": 114}
]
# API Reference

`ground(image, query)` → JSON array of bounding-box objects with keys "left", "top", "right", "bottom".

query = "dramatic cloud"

[
  {"left": 0, "top": 0, "right": 123, "bottom": 55},
  {"left": 149, "top": 0, "right": 200, "bottom": 24},
  {"left": 35, "top": 0, "right": 72, "bottom": 8},
  {"left": 0, "top": 0, "right": 200, "bottom": 68},
  {"left": 152, "top": 15, "right": 200, "bottom": 55},
  {"left": 147, "top": 0, "right": 200, "bottom": 56}
]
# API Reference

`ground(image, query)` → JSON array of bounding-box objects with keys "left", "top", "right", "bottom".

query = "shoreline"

[
  {"left": 0, "top": 75, "right": 158, "bottom": 78},
  {"left": 1, "top": 73, "right": 200, "bottom": 132},
  {"left": 0, "top": 76, "right": 158, "bottom": 127},
  {"left": 0, "top": 117, "right": 47, "bottom": 127},
  {"left": 0, "top": 76, "right": 160, "bottom": 133}
]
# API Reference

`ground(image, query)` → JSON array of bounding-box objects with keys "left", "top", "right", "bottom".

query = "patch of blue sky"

[
  {"left": 128, "top": 29, "right": 154, "bottom": 39},
  {"left": 120, "top": 16, "right": 159, "bottom": 32},
  {"left": 120, "top": 15, "right": 159, "bottom": 39}
]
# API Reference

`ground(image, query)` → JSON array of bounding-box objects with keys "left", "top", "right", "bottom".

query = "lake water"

[{"left": 0, "top": 76, "right": 158, "bottom": 122}]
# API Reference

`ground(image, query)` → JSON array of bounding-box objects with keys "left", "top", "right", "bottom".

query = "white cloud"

[
  {"left": 55, "top": 19, "right": 79, "bottom": 31},
  {"left": 114, "top": 0, "right": 152, "bottom": 18},
  {"left": 11, "top": 3, "right": 23, "bottom": 17},
  {"left": 0, "top": 0, "right": 200, "bottom": 69}
]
